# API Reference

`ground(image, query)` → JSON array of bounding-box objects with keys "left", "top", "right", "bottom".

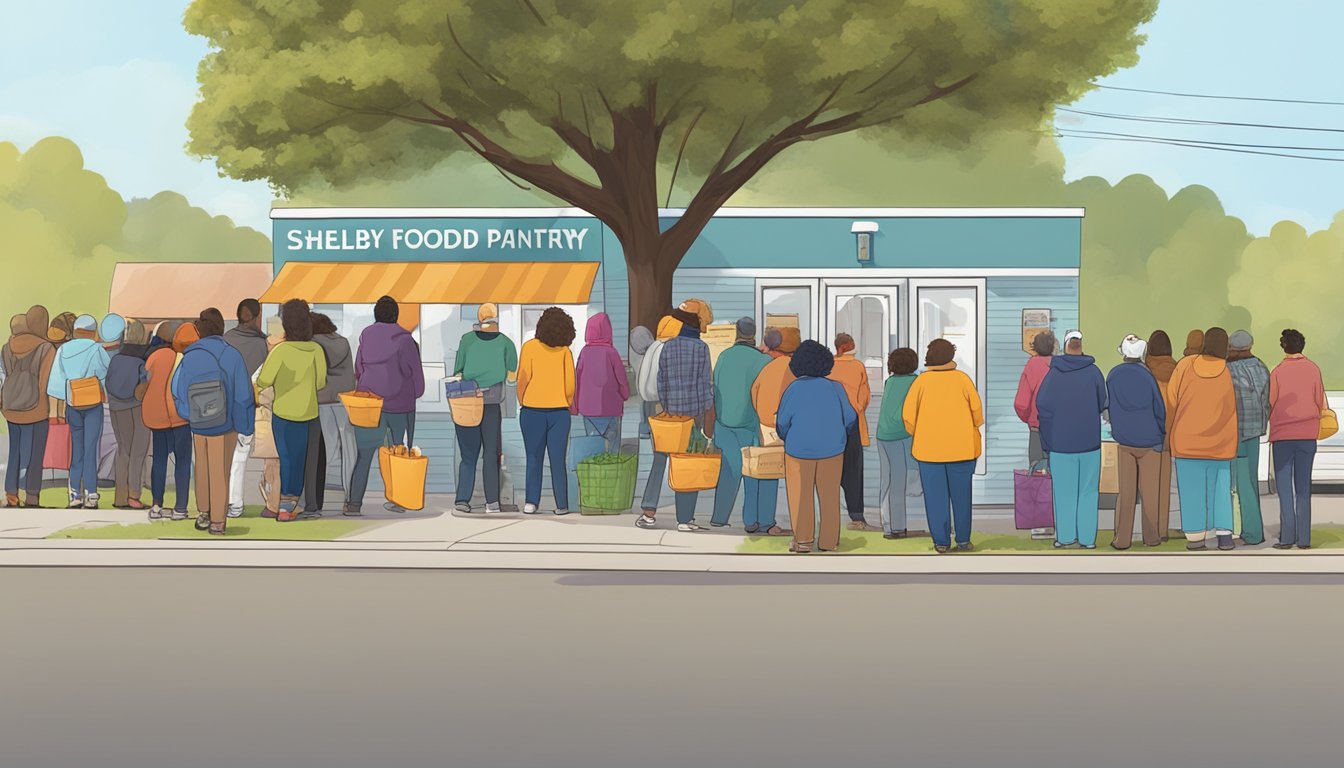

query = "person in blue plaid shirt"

[
  {"left": 635, "top": 301, "right": 716, "bottom": 532},
  {"left": 1227, "top": 330, "right": 1271, "bottom": 545}
]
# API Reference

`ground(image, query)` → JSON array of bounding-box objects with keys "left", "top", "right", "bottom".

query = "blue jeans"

[
  {"left": 583, "top": 416, "right": 621, "bottom": 454},
  {"left": 1234, "top": 438, "right": 1265, "bottom": 545},
  {"left": 345, "top": 412, "right": 417, "bottom": 509},
  {"left": 1273, "top": 440, "right": 1316, "bottom": 547},
  {"left": 1175, "top": 458, "right": 1233, "bottom": 536},
  {"left": 5, "top": 420, "right": 49, "bottom": 496},
  {"left": 150, "top": 425, "right": 192, "bottom": 510},
  {"left": 710, "top": 422, "right": 778, "bottom": 529},
  {"left": 1050, "top": 450, "right": 1101, "bottom": 547},
  {"left": 878, "top": 438, "right": 921, "bottom": 535},
  {"left": 456, "top": 404, "right": 503, "bottom": 505},
  {"left": 641, "top": 450, "right": 667, "bottom": 511},
  {"left": 918, "top": 459, "right": 975, "bottom": 548},
  {"left": 273, "top": 415, "right": 313, "bottom": 500},
  {"left": 67, "top": 404, "right": 103, "bottom": 497},
  {"left": 520, "top": 406, "right": 570, "bottom": 509}
]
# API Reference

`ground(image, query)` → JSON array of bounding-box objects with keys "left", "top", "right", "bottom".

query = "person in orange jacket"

[
  {"left": 142, "top": 322, "right": 197, "bottom": 520},
  {"left": 1167, "top": 327, "right": 1238, "bottom": 551},
  {"left": 829, "top": 333, "right": 874, "bottom": 530}
]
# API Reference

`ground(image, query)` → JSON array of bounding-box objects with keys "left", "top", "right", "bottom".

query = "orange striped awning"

[{"left": 258, "top": 261, "right": 600, "bottom": 305}]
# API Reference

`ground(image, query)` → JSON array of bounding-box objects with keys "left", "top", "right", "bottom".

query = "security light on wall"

[{"left": 851, "top": 221, "right": 879, "bottom": 264}]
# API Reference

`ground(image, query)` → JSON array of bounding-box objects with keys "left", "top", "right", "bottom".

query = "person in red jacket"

[
  {"left": 1268, "top": 328, "right": 1327, "bottom": 549},
  {"left": 1014, "top": 331, "right": 1057, "bottom": 466}
]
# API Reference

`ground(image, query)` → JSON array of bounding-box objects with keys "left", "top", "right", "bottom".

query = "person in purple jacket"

[
  {"left": 572, "top": 313, "right": 629, "bottom": 453},
  {"left": 348, "top": 296, "right": 425, "bottom": 514}
]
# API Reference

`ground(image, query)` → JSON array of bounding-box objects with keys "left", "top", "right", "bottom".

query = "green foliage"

[
  {"left": 186, "top": 0, "right": 1154, "bottom": 197},
  {"left": 0, "top": 137, "right": 269, "bottom": 323}
]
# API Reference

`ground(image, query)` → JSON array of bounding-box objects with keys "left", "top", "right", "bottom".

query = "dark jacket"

[
  {"left": 314, "top": 332, "right": 355, "bottom": 405},
  {"left": 223, "top": 324, "right": 269, "bottom": 376},
  {"left": 1036, "top": 353, "right": 1108, "bottom": 455},
  {"left": 1105, "top": 361, "right": 1166, "bottom": 450},
  {"left": 105, "top": 343, "right": 150, "bottom": 412},
  {"left": 355, "top": 322, "right": 425, "bottom": 414}
]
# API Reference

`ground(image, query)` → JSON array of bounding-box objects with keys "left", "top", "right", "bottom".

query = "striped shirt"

[
  {"left": 1228, "top": 356, "right": 1271, "bottom": 442},
  {"left": 657, "top": 335, "right": 713, "bottom": 417}
]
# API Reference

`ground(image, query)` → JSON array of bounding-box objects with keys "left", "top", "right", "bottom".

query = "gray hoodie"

[
  {"left": 315, "top": 332, "right": 355, "bottom": 405},
  {"left": 223, "top": 324, "right": 269, "bottom": 376}
]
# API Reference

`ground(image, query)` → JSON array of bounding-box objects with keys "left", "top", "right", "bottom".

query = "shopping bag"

[
  {"left": 43, "top": 417, "right": 72, "bottom": 470},
  {"left": 648, "top": 412, "right": 693, "bottom": 453},
  {"left": 69, "top": 376, "right": 103, "bottom": 408},
  {"left": 1320, "top": 408, "right": 1339, "bottom": 441},
  {"left": 1013, "top": 461, "right": 1053, "bottom": 530},
  {"left": 577, "top": 451, "right": 638, "bottom": 514},
  {"left": 379, "top": 445, "right": 428, "bottom": 511},
  {"left": 668, "top": 451, "right": 722, "bottom": 492}
]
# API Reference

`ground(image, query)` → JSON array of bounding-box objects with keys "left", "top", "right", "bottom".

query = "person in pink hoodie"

[
  {"left": 1014, "top": 331, "right": 1057, "bottom": 466},
  {"left": 572, "top": 312, "right": 629, "bottom": 453},
  {"left": 1268, "top": 328, "right": 1327, "bottom": 549}
]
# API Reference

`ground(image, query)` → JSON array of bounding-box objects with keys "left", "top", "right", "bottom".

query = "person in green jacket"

[
  {"left": 451, "top": 303, "right": 518, "bottom": 513},
  {"left": 255, "top": 299, "right": 327, "bottom": 522},
  {"left": 877, "top": 348, "right": 922, "bottom": 538},
  {"left": 709, "top": 318, "right": 783, "bottom": 533}
]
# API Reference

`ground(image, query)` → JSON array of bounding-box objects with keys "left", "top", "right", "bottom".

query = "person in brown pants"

[
  {"left": 1106, "top": 335, "right": 1168, "bottom": 548},
  {"left": 1145, "top": 331, "right": 1178, "bottom": 540},
  {"left": 775, "top": 341, "right": 857, "bottom": 553},
  {"left": 194, "top": 431, "right": 237, "bottom": 528}
]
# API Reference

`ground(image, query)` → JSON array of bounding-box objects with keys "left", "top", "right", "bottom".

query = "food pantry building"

[{"left": 264, "top": 207, "right": 1083, "bottom": 508}]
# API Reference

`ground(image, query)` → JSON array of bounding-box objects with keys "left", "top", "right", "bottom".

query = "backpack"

[
  {"left": 184, "top": 345, "right": 229, "bottom": 431},
  {"left": 636, "top": 339, "right": 666, "bottom": 402},
  {"left": 1, "top": 343, "right": 46, "bottom": 412},
  {"left": 106, "top": 356, "right": 142, "bottom": 402}
]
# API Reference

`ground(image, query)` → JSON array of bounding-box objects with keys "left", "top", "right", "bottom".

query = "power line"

[
  {"left": 1092, "top": 83, "right": 1344, "bottom": 107},
  {"left": 1058, "top": 106, "right": 1344, "bottom": 134},
  {"left": 1061, "top": 128, "right": 1344, "bottom": 153},
  {"left": 1055, "top": 132, "right": 1344, "bottom": 162}
]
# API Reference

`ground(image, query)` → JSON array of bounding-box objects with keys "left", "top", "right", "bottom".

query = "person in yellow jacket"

[
  {"left": 829, "top": 333, "right": 874, "bottom": 531},
  {"left": 902, "top": 339, "right": 984, "bottom": 553},
  {"left": 516, "top": 307, "right": 577, "bottom": 515}
]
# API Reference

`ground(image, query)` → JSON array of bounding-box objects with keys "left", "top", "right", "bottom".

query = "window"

[
  {"left": 909, "top": 281, "right": 986, "bottom": 474},
  {"left": 835, "top": 295, "right": 889, "bottom": 365},
  {"left": 758, "top": 283, "right": 815, "bottom": 340}
]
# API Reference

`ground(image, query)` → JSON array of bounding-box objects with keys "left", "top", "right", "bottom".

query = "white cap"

[
  {"left": 1063, "top": 329, "right": 1083, "bottom": 344},
  {"left": 1119, "top": 334, "right": 1147, "bottom": 359}
]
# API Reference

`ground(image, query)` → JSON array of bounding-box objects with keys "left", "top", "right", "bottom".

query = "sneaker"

[
  {"left": 226, "top": 505, "right": 245, "bottom": 519},
  {"left": 1297, "top": 544, "right": 1313, "bottom": 550},
  {"left": 342, "top": 504, "right": 362, "bottom": 517},
  {"left": 1272, "top": 542, "right": 1295, "bottom": 550},
  {"left": 1053, "top": 540, "right": 1075, "bottom": 549},
  {"left": 883, "top": 531, "right": 909, "bottom": 540},
  {"left": 67, "top": 495, "right": 84, "bottom": 509},
  {"left": 384, "top": 502, "right": 406, "bottom": 514},
  {"left": 1186, "top": 541, "right": 1207, "bottom": 551},
  {"left": 553, "top": 508, "right": 570, "bottom": 516},
  {"left": 934, "top": 545, "right": 950, "bottom": 554},
  {"left": 847, "top": 520, "right": 877, "bottom": 532},
  {"left": 1217, "top": 534, "right": 1235, "bottom": 551},
  {"left": 83, "top": 494, "right": 99, "bottom": 510},
  {"left": 455, "top": 501, "right": 473, "bottom": 514},
  {"left": 744, "top": 523, "right": 760, "bottom": 534},
  {"left": 677, "top": 522, "right": 704, "bottom": 532},
  {"left": 148, "top": 505, "right": 167, "bottom": 521},
  {"left": 297, "top": 509, "right": 323, "bottom": 520},
  {"left": 484, "top": 502, "right": 501, "bottom": 513},
  {"left": 635, "top": 514, "right": 657, "bottom": 529},
  {"left": 1080, "top": 544, "right": 1097, "bottom": 550},
  {"left": 195, "top": 513, "right": 211, "bottom": 531},
  {"left": 710, "top": 521, "right": 730, "bottom": 528},
  {"left": 4, "top": 494, "right": 19, "bottom": 508},
  {"left": 523, "top": 503, "right": 541, "bottom": 515},
  {"left": 171, "top": 509, "right": 190, "bottom": 521},
  {"left": 955, "top": 542, "right": 976, "bottom": 553}
]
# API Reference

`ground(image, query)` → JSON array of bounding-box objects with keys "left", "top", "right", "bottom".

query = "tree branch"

[
  {"left": 664, "top": 107, "right": 705, "bottom": 207},
  {"left": 446, "top": 13, "right": 505, "bottom": 85},
  {"left": 519, "top": 0, "right": 546, "bottom": 25}
]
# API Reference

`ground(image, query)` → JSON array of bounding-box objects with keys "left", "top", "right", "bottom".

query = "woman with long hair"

[
  {"left": 516, "top": 307, "right": 577, "bottom": 515},
  {"left": 256, "top": 299, "right": 326, "bottom": 522}
]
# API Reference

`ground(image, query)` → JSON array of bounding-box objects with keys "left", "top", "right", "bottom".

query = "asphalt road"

[{"left": 3, "top": 569, "right": 1342, "bottom": 768}]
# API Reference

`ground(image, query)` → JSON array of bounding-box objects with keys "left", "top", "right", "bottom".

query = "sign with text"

[{"left": 284, "top": 226, "right": 592, "bottom": 253}]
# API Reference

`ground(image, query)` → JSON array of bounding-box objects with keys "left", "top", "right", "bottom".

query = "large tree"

[{"left": 186, "top": 0, "right": 1154, "bottom": 331}]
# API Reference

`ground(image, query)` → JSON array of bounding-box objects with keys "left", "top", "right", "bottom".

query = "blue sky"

[{"left": 1, "top": 0, "right": 1341, "bottom": 235}]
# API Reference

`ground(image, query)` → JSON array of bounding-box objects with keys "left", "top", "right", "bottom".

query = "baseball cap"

[
  {"left": 1063, "top": 330, "right": 1083, "bottom": 344},
  {"left": 1119, "top": 334, "right": 1147, "bottom": 359},
  {"left": 477, "top": 303, "right": 499, "bottom": 328},
  {"left": 74, "top": 314, "right": 98, "bottom": 332}
]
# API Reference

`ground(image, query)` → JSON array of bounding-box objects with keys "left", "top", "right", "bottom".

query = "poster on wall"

[
  {"left": 703, "top": 323, "right": 738, "bottom": 369},
  {"left": 1022, "top": 308, "right": 1053, "bottom": 354}
]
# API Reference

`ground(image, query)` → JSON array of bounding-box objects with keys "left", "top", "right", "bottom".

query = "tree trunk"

[{"left": 623, "top": 228, "right": 680, "bottom": 339}]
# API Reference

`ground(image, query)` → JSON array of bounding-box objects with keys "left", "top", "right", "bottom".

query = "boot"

[
  {"left": 342, "top": 503, "right": 363, "bottom": 517},
  {"left": 4, "top": 494, "right": 18, "bottom": 508}
]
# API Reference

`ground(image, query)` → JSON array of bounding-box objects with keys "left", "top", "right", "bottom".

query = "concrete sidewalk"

[{"left": 4, "top": 492, "right": 1344, "bottom": 573}]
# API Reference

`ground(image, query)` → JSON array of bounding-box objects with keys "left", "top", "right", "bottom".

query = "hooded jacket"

[
  {"left": 143, "top": 324, "right": 197, "bottom": 430},
  {"left": 1035, "top": 354, "right": 1108, "bottom": 455},
  {"left": 46, "top": 336, "right": 111, "bottom": 404},
  {"left": 171, "top": 335, "right": 256, "bottom": 437},
  {"left": 223, "top": 323, "right": 270, "bottom": 376},
  {"left": 1013, "top": 355, "right": 1052, "bottom": 429},
  {"left": 355, "top": 322, "right": 425, "bottom": 414},
  {"left": 1167, "top": 354, "right": 1238, "bottom": 460},
  {"left": 257, "top": 341, "right": 327, "bottom": 422},
  {"left": 453, "top": 328, "right": 518, "bottom": 397},
  {"left": 1, "top": 306, "right": 56, "bottom": 424},
  {"left": 1105, "top": 361, "right": 1166, "bottom": 450},
  {"left": 1268, "top": 355, "right": 1326, "bottom": 442},
  {"left": 635, "top": 316, "right": 682, "bottom": 404},
  {"left": 105, "top": 343, "right": 150, "bottom": 412},
  {"left": 751, "top": 355, "right": 796, "bottom": 429},
  {"left": 314, "top": 332, "right": 356, "bottom": 405},
  {"left": 573, "top": 313, "right": 629, "bottom": 418}
]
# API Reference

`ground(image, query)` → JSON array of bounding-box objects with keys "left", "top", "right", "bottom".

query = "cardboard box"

[
  {"left": 1099, "top": 441, "right": 1119, "bottom": 494},
  {"left": 742, "top": 445, "right": 786, "bottom": 480},
  {"left": 702, "top": 323, "right": 738, "bottom": 369}
]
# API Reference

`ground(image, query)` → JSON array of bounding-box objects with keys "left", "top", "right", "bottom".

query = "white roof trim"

[
  {"left": 850, "top": 221, "right": 880, "bottom": 233},
  {"left": 271, "top": 206, "right": 1086, "bottom": 220}
]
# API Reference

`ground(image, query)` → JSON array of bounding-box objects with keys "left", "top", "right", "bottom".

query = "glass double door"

[{"left": 823, "top": 282, "right": 901, "bottom": 394}]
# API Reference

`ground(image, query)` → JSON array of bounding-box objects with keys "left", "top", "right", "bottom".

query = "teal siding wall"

[{"left": 976, "top": 276, "right": 1080, "bottom": 505}]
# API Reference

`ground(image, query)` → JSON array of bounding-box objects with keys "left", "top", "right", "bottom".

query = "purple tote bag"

[{"left": 1013, "top": 462, "right": 1054, "bottom": 530}]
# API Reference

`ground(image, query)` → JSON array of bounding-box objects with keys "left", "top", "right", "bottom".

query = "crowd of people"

[
  {"left": 1, "top": 296, "right": 424, "bottom": 533},
  {"left": 1015, "top": 327, "right": 1329, "bottom": 551},
  {"left": 3, "top": 290, "right": 1331, "bottom": 554}
]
